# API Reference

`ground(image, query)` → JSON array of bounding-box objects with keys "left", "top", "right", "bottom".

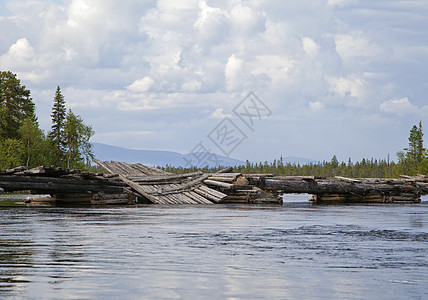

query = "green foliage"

[
  {"left": 397, "top": 121, "right": 427, "bottom": 175},
  {"left": 18, "top": 118, "right": 49, "bottom": 168},
  {"left": 162, "top": 156, "right": 398, "bottom": 178},
  {"left": 48, "top": 86, "right": 67, "bottom": 166},
  {"left": 0, "top": 71, "right": 36, "bottom": 139},
  {"left": 63, "top": 109, "right": 94, "bottom": 169},
  {"left": 0, "top": 74, "right": 95, "bottom": 171},
  {"left": 0, "top": 139, "right": 24, "bottom": 170}
]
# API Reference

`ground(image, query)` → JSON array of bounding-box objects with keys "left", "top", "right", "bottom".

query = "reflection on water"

[{"left": 0, "top": 194, "right": 427, "bottom": 299}]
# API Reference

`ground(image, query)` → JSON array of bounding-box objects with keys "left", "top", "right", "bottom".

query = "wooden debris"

[
  {"left": 95, "top": 161, "right": 226, "bottom": 204},
  {"left": 334, "top": 176, "right": 362, "bottom": 183},
  {"left": 217, "top": 166, "right": 233, "bottom": 173}
]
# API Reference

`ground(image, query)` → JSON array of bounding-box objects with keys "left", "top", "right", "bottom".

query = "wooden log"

[
  {"left": 277, "top": 176, "right": 316, "bottom": 180},
  {"left": 194, "top": 186, "right": 224, "bottom": 203},
  {"left": 183, "top": 191, "right": 214, "bottom": 204},
  {"left": 217, "top": 167, "right": 233, "bottom": 173},
  {"left": 207, "top": 176, "right": 236, "bottom": 183},
  {"left": 220, "top": 198, "right": 249, "bottom": 203},
  {"left": 225, "top": 195, "right": 251, "bottom": 200},
  {"left": 127, "top": 171, "right": 204, "bottom": 183},
  {"left": 265, "top": 178, "right": 419, "bottom": 195},
  {"left": 118, "top": 175, "right": 159, "bottom": 204},
  {"left": 334, "top": 176, "right": 362, "bottom": 183},
  {"left": 203, "top": 179, "right": 233, "bottom": 189},
  {"left": 210, "top": 173, "right": 242, "bottom": 177},
  {"left": 26, "top": 196, "right": 55, "bottom": 202},
  {"left": 243, "top": 174, "right": 274, "bottom": 178},
  {"left": 0, "top": 175, "right": 124, "bottom": 194}
]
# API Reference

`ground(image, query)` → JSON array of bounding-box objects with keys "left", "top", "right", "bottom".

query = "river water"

[{"left": 0, "top": 194, "right": 427, "bottom": 299}]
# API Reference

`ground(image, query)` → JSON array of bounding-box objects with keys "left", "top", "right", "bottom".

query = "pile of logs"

[
  {"left": 262, "top": 175, "right": 427, "bottom": 203},
  {"left": 2, "top": 163, "right": 426, "bottom": 205},
  {"left": 94, "top": 160, "right": 227, "bottom": 204},
  {"left": 204, "top": 169, "right": 282, "bottom": 204},
  {"left": 0, "top": 165, "right": 130, "bottom": 205}
]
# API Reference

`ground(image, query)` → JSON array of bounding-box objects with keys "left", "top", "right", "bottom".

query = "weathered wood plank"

[
  {"left": 334, "top": 176, "right": 362, "bottom": 183},
  {"left": 118, "top": 175, "right": 159, "bottom": 204},
  {"left": 217, "top": 167, "right": 233, "bottom": 173},
  {"left": 128, "top": 171, "right": 204, "bottom": 183},
  {"left": 203, "top": 179, "right": 233, "bottom": 189}
]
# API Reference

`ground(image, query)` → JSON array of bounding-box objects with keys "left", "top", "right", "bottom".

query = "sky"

[{"left": 0, "top": 0, "right": 427, "bottom": 164}]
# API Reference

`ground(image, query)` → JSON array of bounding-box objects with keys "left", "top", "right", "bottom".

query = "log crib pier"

[{"left": 0, "top": 161, "right": 426, "bottom": 205}]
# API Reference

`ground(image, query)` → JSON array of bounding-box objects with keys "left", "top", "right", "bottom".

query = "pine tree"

[
  {"left": 0, "top": 71, "right": 36, "bottom": 140},
  {"left": 404, "top": 121, "right": 425, "bottom": 174},
  {"left": 48, "top": 86, "right": 67, "bottom": 166}
]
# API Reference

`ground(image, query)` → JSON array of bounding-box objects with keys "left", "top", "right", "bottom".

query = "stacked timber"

[
  {"left": 204, "top": 171, "right": 282, "bottom": 204},
  {"left": 0, "top": 165, "right": 129, "bottom": 205},
  {"left": 94, "top": 160, "right": 227, "bottom": 204},
  {"left": 263, "top": 175, "right": 424, "bottom": 204}
]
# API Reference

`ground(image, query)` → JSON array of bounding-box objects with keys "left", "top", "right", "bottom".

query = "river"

[{"left": 1, "top": 194, "right": 427, "bottom": 299}]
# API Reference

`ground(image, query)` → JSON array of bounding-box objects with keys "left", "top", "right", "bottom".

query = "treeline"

[
  {"left": 163, "top": 121, "right": 428, "bottom": 178},
  {"left": 0, "top": 71, "right": 94, "bottom": 171}
]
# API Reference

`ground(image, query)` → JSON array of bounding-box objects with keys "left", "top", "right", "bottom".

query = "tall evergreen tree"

[
  {"left": 404, "top": 121, "right": 425, "bottom": 173},
  {"left": 0, "top": 71, "right": 36, "bottom": 140},
  {"left": 48, "top": 86, "right": 67, "bottom": 166}
]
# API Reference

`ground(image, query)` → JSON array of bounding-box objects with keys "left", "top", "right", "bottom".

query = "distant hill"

[{"left": 92, "top": 143, "right": 317, "bottom": 168}]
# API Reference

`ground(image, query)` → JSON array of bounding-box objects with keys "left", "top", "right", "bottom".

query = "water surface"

[{"left": 1, "top": 194, "right": 427, "bottom": 299}]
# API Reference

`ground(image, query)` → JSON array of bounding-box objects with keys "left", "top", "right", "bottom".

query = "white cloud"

[
  {"left": 127, "top": 76, "right": 155, "bottom": 92},
  {"left": 224, "top": 54, "right": 243, "bottom": 90},
  {"left": 210, "top": 108, "right": 231, "bottom": 119},
  {"left": 302, "top": 37, "right": 319, "bottom": 56},
  {"left": 8, "top": 38, "right": 34, "bottom": 59},
  {"left": 251, "top": 55, "right": 294, "bottom": 84},
  {"left": 379, "top": 97, "right": 418, "bottom": 116},
  {"left": 326, "top": 74, "right": 369, "bottom": 107},
  {"left": 309, "top": 101, "right": 324, "bottom": 111},
  {"left": 194, "top": 0, "right": 229, "bottom": 45},
  {"left": 328, "top": 0, "right": 356, "bottom": 7},
  {"left": 1, "top": 0, "right": 428, "bottom": 162},
  {"left": 335, "top": 32, "right": 382, "bottom": 65},
  {"left": 181, "top": 79, "right": 201, "bottom": 92}
]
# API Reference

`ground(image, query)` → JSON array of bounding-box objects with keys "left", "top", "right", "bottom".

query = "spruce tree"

[
  {"left": 0, "top": 71, "right": 36, "bottom": 140},
  {"left": 48, "top": 86, "right": 67, "bottom": 166},
  {"left": 404, "top": 121, "right": 425, "bottom": 173}
]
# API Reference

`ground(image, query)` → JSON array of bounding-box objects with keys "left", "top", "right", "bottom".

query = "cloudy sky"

[{"left": 1, "top": 0, "right": 427, "bottom": 163}]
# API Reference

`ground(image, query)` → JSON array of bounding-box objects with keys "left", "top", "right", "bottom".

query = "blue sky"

[{"left": 0, "top": 0, "right": 427, "bottom": 163}]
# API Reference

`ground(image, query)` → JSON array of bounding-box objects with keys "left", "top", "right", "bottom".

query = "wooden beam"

[
  {"left": 127, "top": 171, "right": 204, "bottom": 182},
  {"left": 118, "top": 175, "right": 159, "bottom": 204},
  {"left": 334, "top": 176, "right": 362, "bottom": 183},
  {"left": 203, "top": 179, "right": 233, "bottom": 189},
  {"left": 217, "top": 167, "right": 233, "bottom": 173}
]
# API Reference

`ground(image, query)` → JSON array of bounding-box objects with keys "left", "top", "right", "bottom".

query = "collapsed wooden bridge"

[
  {"left": 0, "top": 161, "right": 427, "bottom": 205},
  {"left": 94, "top": 160, "right": 227, "bottom": 204}
]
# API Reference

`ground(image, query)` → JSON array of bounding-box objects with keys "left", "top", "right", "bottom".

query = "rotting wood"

[
  {"left": 334, "top": 176, "right": 362, "bottom": 183},
  {"left": 0, "top": 175, "right": 124, "bottom": 194},
  {"left": 203, "top": 179, "right": 233, "bottom": 189},
  {"left": 127, "top": 171, "right": 204, "bottom": 183},
  {"left": 206, "top": 176, "right": 236, "bottom": 183},
  {"left": 217, "top": 167, "right": 233, "bottom": 173},
  {"left": 118, "top": 174, "right": 159, "bottom": 204}
]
